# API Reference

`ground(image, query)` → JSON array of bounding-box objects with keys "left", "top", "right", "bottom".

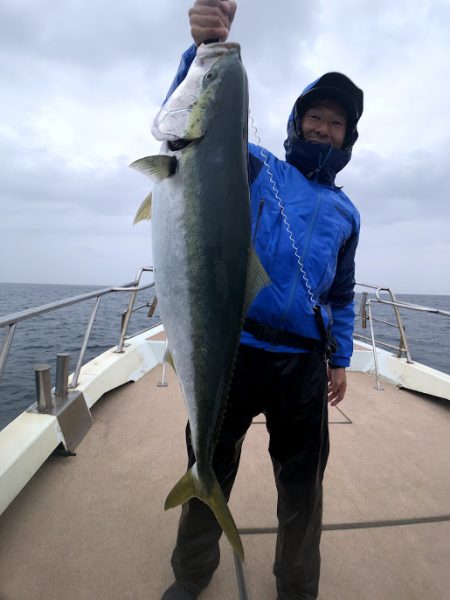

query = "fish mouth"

[
  {"left": 167, "top": 138, "right": 196, "bottom": 151},
  {"left": 152, "top": 107, "right": 205, "bottom": 144}
]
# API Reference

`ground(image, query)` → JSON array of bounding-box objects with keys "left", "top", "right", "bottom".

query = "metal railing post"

[
  {"left": 384, "top": 289, "right": 412, "bottom": 362},
  {"left": 55, "top": 353, "right": 70, "bottom": 400},
  {"left": 158, "top": 339, "right": 169, "bottom": 388},
  {"left": 34, "top": 364, "right": 54, "bottom": 412},
  {"left": 356, "top": 284, "right": 415, "bottom": 364},
  {"left": 116, "top": 267, "right": 154, "bottom": 353},
  {"left": 360, "top": 292, "right": 368, "bottom": 329},
  {"left": 69, "top": 297, "right": 101, "bottom": 388},
  {"left": 0, "top": 324, "right": 16, "bottom": 385},
  {"left": 367, "top": 302, "right": 383, "bottom": 390},
  {"left": 116, "top": 287, "right": 139, "bottom": 353}
]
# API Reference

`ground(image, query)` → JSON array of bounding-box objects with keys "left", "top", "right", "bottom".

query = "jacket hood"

[{"left": 284, "top": 72, "right": 363, "bottom": 186}]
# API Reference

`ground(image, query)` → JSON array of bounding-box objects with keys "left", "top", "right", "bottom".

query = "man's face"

[{"left": 300, "top": 99, "right": 347, "bottom": 149}]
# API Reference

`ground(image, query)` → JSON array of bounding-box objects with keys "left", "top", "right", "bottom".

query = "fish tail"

[{"left": 164, "top": 467, "right": 244, "bottom": 560}]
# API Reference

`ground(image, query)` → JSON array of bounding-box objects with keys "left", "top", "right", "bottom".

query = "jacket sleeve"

[
  {"left": 163, "top": 44, "right": 198, "bottom": 104},
  {"left": 327, "top": 222, "right": 360, "bottom": 368}
]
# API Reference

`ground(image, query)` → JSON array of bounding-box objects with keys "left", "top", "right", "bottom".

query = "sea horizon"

[{"left": 1, "top": 280, "right": 449, "bottom": 298}]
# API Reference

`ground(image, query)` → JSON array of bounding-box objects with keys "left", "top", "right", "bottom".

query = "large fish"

[{"left": 130, "top": 42, "right": 269, "bottom": 560}]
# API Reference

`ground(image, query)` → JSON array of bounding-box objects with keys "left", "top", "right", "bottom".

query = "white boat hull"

[{"left": 350, "top": 341, "right": 450, "bottom": 400}]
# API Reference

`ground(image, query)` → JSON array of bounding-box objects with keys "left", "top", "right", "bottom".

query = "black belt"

[
  {"left": 243, "top": 318, "right": 325, "bottom": 352},
  {"left": 243, "top": 308, "right": 337, "bottom": 358}
]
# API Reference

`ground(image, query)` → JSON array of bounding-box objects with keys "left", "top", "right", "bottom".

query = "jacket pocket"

[
  {"left": 252, "top": 197, "right": 265, "bottom": 244},
  {"left": 315, "top": 252, "right": 339, "bottom": 299}
]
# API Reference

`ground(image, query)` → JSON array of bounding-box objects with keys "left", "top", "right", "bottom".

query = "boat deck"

[{"left": 0, "top": 354, "right": 449, "bottom": 599}]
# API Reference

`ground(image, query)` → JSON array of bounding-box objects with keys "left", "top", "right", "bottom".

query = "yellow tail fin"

[{"left": 165, "top": 467, "right": 244, "bottom": 560}]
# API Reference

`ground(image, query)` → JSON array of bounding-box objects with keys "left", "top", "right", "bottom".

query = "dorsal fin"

[{"left": 133, "top": 191, "right": 152, "bottom": 224}]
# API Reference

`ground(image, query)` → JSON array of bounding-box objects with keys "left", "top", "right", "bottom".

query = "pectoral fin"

[
  {"left": 243, "top": 246, "right": 271, "bottom": 316},
  {"left": 129, "top": 155, "right": 177, "bottom": 181},
  {"left": 133, "top": 191, "right": 152, "bottom": 224}
]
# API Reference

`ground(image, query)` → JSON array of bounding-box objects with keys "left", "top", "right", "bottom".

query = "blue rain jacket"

[{"left": 164, "top": 45, "right": 361, "bottom": 368}]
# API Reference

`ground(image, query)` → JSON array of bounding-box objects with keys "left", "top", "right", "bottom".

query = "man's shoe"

[{"left": 161, "top": 581, "right": 199, "bottom": 600}]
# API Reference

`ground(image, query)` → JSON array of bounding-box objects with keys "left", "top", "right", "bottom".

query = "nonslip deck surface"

[{"left": 0, "top": 364, "right": 449, "bottom": 600}]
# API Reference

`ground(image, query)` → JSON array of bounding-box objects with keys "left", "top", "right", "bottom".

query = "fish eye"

[{"left": 205, "top": 70, "right": 216, "bottom": 81}]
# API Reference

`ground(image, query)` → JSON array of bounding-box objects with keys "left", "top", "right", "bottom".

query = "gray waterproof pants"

[{"left": 170, "top": 344, "right": 330, "bottom": 600}]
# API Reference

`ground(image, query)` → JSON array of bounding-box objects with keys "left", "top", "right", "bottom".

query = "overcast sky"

[{"left": 1, "top": 0, "right": 449, "bottom": 294}]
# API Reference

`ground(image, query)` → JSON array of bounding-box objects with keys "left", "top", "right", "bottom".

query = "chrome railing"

[
  {"left": 2, "top": 274, "right": 448, "bottom": 399},
  {"left": 354, "top": 283, "right": 450, "bottom": 389},
  {"left": 0, "top": 267, "right": 158, "bottom": 391}
]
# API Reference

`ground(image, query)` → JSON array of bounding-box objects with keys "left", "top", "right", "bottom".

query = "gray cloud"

[
  {"left": 342, "top": 147, "right": 450, "bottom": 225},
  {"left": 0, "top": 0, "right": 191, "bottom": 68},
  {"left": 1, "top": 0, "right": 450, "bottom": 294}
]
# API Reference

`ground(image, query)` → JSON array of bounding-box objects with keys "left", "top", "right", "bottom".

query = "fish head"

[{"left": 152, "top": 42, "right": 242, "bottom": 145}]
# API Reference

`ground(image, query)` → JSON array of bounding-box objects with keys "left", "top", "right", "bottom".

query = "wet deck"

[{"left": 0, "top": 356, "right": 449, "bottom": 599}]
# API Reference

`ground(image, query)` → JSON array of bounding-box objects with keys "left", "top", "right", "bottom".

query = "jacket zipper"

[{"left": 252, "top": 198, "right": 265, "bottom": 244}]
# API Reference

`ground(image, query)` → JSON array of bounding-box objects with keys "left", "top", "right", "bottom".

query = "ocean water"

[
  {"left": 0, "top": 282, "right": 160, "bottom": 431},
  {"left": 0, "top": 282, "right": 449, "bottom": 431},
  {"left": 353, "top": 292, "right": 450, "bottom": 376}
]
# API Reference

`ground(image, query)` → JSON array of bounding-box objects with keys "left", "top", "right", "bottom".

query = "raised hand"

[{"left": 189, "top": 0, "right": 237, "bottom": 46}]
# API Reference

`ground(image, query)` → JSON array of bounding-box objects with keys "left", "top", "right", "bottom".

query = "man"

[{"left": 162, "top": 1, "right": 363, "bottom": 598}]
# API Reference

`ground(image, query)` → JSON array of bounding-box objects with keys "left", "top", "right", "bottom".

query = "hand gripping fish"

[{"left": 130, "top": 42, "right": 269, "bottom": 560}]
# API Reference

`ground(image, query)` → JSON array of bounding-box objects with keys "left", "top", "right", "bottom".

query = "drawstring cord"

[{"left": 307, "top": 145, "right": 334, "bottom": 180}]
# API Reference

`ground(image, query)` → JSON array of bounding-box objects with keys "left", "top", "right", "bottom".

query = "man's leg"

[
  {"left": 265, "top": 350, "right": 329, "bottom": 600},
  {"left": 169, "top": 345, "right": 267, "bottom": 595}
]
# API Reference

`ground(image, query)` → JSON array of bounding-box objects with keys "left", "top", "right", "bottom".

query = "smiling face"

[{"left": 300, "top": 99, "right": 348, "bottom": 149}]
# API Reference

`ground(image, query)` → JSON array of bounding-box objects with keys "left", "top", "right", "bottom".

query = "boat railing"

[
  {"left": 354, "top": 283, "right": 450, "bottom": 389},
  {"left": 2, "top": 275, "right": 449, "bottom": 407},
  {"left": 0, "top": 267, "right": 157, "bottom": 393}
]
